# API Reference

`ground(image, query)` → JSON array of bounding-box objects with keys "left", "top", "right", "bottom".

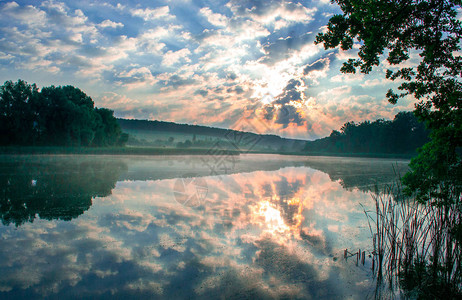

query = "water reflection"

[
  {"left": 300, "top": 156, "right": 409, "bottom": 192},
  {"left": 0, "top": 156, "right": 126, "bottom": 226},
  {"left": 250, "top": 177, "right": 305, "bottom": 244},
  {"left": 0, "top": 155, "right": 408, "bottom": 299}
]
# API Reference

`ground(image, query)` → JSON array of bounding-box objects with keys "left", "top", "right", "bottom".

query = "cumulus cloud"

[
  {"left": 162, "top": 48, "right": 192, "bottom": 66},
  {"left": 158, "top": 74, "right": 197, "bottom": 89},
  {"left": 194, "top": 89, "right": 208, "bottom": 97},
  {"left": 1, "top": 1, "right": 47, "bottom": 26},
  {"left": 227, "top": 0, "right": 317, "bottom": 32},
  {"left": 303, "top": 56, "right": 331, "bottom": 84},
  {"left": 116, "top": 66, "right": 157, "bottom": 89},
  {"left": 98, "top": 19, "right": 124, "bottom": 28},
  {"left": 199, "top": 7, "right": 228, "bottom": 27},
  {"left": 130, "top": 5, "right": 174, "bottom": 21},
  {"left": 98, "top": 92, "right": 140, "bottom": 110},
  {"left": 262, "top": 79, "right": 307, "bottom": 128}
]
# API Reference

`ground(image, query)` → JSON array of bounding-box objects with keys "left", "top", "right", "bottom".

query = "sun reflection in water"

[
  {"left": 258, "top": 200, "right": 288, "bottom": 233},
  {"left": 252, "top": 195, "right": 304, "bottom": 243}
]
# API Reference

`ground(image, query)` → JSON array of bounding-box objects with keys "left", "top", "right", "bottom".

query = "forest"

[
  {"left": 0, "top": 80, "right": 128, "bottom": 147},
  {"left": 304, "top": 112, "right": 429, "bottom": 155}
]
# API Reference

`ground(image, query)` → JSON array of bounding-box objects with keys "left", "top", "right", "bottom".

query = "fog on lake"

[{"left": 0, "top": 154, "right": 409, "bottom": 299}]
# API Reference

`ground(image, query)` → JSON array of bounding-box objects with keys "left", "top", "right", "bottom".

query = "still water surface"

[{"left": 0, "top": 154, "right": 409, "bottom": 299}]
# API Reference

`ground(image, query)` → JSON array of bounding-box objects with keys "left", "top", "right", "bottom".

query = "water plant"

[{"left": 364, "top": 181, "right": 461, "bottom": 298}]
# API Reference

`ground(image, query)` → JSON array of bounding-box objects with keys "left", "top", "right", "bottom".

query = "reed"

[{"left": 364, "top": 180, "right": 461, "bottom": 298}]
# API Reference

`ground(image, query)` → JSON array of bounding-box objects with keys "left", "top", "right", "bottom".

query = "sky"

[{"left": 0, "top": 0, "right": 416, "bottom": 139}]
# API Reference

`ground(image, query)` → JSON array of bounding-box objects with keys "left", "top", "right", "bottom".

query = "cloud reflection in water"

[{"left": 0, "top": 157, "right": 406, "bottom": 299}]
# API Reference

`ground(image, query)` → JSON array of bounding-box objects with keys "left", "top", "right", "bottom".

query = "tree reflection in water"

[{"left": 0, "top": 156, "right": 127, "bottom": 226}]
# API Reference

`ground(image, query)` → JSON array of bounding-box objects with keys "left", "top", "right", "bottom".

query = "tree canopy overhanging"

[
  {"left": 316, "top": 0, "right": 462, "bottom": 203},
  {"left": 0, "top": 80, "right": 128, "bottom": 147}
]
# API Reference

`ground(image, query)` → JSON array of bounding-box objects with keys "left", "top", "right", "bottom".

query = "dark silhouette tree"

[
  {"left": 0, "top": 80, "right": 40, "bottom": 145},
  {"left": 0, "top": 80, "right": 128, "bottom": 147},
  {"left": 39, "top": 85, "right": 97, "bottom": 146},
  {"left": 93, "top": 107, "right": 127, "bottom": 146},
  {"left": 304, "top": 112, "right": 429, "bottom": 155},
  {"left": 315, "top": 0, "right": 461, "bottom": 203}
]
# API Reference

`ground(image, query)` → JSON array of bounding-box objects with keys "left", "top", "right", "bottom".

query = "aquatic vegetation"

[{"left": 365, "top": 182, "right": 462, "bottom": 298}]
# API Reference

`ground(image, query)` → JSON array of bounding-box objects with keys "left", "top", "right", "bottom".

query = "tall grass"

[{"left": 365, "top": 181, "right": 462, "bottom": 298}]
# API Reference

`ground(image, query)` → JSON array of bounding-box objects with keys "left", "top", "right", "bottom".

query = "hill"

[{"left": 117, "top": 118, "right": 307, "bottom": 153}]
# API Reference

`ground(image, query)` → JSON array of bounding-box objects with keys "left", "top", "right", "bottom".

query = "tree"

[
  {"left": 304, "top": 112, "right": 428, "bottom": 154},
  {"left": 0, "top": 80, "right": 128, "bottom": 147},
  {"left": 0, "top": 80, "right": 39, "bottom": 145},
  {"left": 40, "top": 85, "right": 97, "bottom": 146},
  {"left": 392, "top": 111, "right": 429, "bottom": 153},
  {"left": 315, "top": 0, "right": 461, "bottom": 203}
]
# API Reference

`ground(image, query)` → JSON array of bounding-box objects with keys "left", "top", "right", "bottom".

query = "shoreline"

[{"left": 0, "top": 146, "right": 415, "bottom": 159}]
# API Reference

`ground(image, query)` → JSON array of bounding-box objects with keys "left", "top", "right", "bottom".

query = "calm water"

[{"left": 0, "top": 154, "right": 409, "bottom": 299}]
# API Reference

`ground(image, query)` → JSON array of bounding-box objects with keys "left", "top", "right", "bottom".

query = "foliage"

[
  {"left": 0, "top": 79, "right": 40, "bottom": 145},
  {"left": 304, "top": 111, "right": 429, "bottom": 155},
  {"left": 315, "top": 0, "right": 462, "bottom": 203},
  {"left": 0, "top": 80, "right": 127, "bottom": 147}
]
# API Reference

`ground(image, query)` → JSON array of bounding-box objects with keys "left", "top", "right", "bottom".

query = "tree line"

[
  {"left": 304, "top": 112, "right": 429, "bottom": 155},
  {"left": 0, "top": 80, "right": 128, "bottom": 147}
]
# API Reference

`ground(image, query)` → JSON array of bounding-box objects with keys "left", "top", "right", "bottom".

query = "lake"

[{"left": 0, "top": 154, "right": 409, "bottom": 299}]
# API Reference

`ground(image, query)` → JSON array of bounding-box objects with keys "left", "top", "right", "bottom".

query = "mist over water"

[{"left": 0, "top": 154, "right": 409, "bottom": 299}]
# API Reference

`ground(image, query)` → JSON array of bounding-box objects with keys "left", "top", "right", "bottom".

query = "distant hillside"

[
  {"left": 118, "top": 111, "right": 428, "bottom": 157},
  {"left": 117, "top": 119, "right": 307, "bottom": 153}
]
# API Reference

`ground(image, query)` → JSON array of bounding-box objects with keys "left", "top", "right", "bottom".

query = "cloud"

[
  {"left": 194, "top": 89, "right": 208, "bottom": 97},
  {"left": 116, "top": 66, "right": 157, "bottom": 89},
  {"left": 199, "top": 7, "right": 228, "bottom": 27},
  {"left": 359, "top": 78, "right": 388, "bottom": 88},
  {"left": 330, "top": 73, "right": 364, "bottom": 83},
  {"left": 260, "top": 33, "right": 313, "bottom": 65},
  {"left": 1, "top": 1, "right": 47, "bottom": 26},
  {"left": 159, "top": 74, "right": 197, "bottom": 89},
  {"left": 227, "top": 0, "right": 317, "bottom": 32},
  {"left": 303, "top": 57, "right": 329, "bottom": 74},
  {"left": 303, "top": 56, "right": 331, "bottom": 84},
  {"left": 97, "top": 92, "right": 140, "bottom": 110},
  {"left": 261, "top": 79, "right": 308, "bottom": 129},
  {"left": 130, "top": 5, "right": 174, "bottom": 21},
  {"left": 254, "top": 2, "right": 317, "bottom": 27},
  {"left": 98, "top": 19, "right": 124, "bottom": 29},
  {"left": 162, "top": 48, "right": 192, "bottom": 66}
]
